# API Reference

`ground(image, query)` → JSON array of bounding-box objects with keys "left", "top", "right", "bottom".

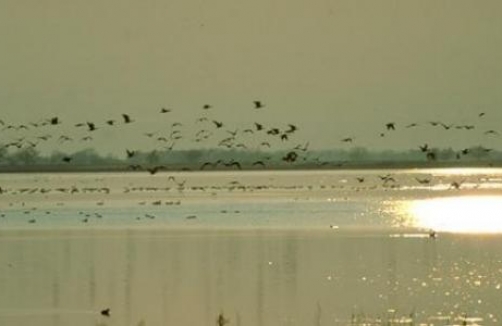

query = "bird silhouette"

[
  {"left": 283, "top": 151, "right": 298, "bottom": 163},
  {"left": 160, "top": 108, "right": 171, "bottom": 113},
  {"left": 225, "top": 160, "right": 242, "bottom": 170},
  {"left": 122, "top": 114, "right": 133, "bottom": 123},
  {"left": 253, "top": 100, "right": 263, "bottom": 109},
  {"left": 385, "top": 122, "right": 395, "bottom": 130},
  {"left": 484, "top": 130, "right": 499, "bottom": 135},
  {"left": 267, "top": 128, "right": 280, "bottom": 135},
  {"left": 50, "top": 117, "right": 60, "bottom": 125},
  {"left": 87, "top": 122, "right": 96, "bottom": 131},
  {"left": 200, "top": 162, "right": 215, "bottom": 170},
  {"left": 419, "top": 144, "right": 429, "bottom": 152},
  {"left": 285, "top": 124, "right": 297, "bottom": 133},
  {"left": 62, "top": 156, "right": 72, "bottom": 163},
  {"left": 415, "top": 177, "right": 431, "bottom": 184},
  {"left": 252, "top": 160, "right": 266, "bottom": 167},
  {"left": 217, "top": 313, "right": 229, "bottom": 326},
  {"left": 126, "top": 150, "right": 135, "bottom": 158},
  {"left": 212, "top": 120, "right": 223, "bottom": 128},
  {"left": 100, "top": 308, "right": 110, "bottom": 317},
  {"left": 254, "top": 122, "right": 264, "bottom": 131}
]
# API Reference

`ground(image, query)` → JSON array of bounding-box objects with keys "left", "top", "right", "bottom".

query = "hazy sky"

[{"left": 1, "top": 0, "right": 502, "bottom": 155}]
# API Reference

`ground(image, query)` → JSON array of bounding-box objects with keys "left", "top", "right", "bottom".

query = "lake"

[{"left": 0, "top": 168, "right": 501, "bottom": 325}]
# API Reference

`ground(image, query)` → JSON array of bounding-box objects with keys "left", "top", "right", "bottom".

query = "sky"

[{"left": 1, "top": 0, "right": 502, "bottom": 156}]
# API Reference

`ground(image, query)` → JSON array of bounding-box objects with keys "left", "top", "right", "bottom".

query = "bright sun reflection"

[{"left": 407, "top": 196, "right": 502, "bottom": 234}]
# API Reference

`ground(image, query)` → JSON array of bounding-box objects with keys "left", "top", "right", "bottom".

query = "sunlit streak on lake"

[{"left": 405, "top": 196, "right": 502, "bottom": 234}]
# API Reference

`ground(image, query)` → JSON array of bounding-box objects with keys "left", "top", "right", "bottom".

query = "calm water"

[{"left": 1, "top": 168, "right": 502, "bottom": 325}]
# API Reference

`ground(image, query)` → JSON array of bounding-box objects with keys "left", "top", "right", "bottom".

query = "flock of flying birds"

[
  {"left": 1, "top": 101, "right": 313, "bottom": 171},
  {"left": 0, "top": 102, "right": 498, "bottom": 173}
]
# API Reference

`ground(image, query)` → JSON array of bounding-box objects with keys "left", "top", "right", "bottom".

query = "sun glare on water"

[{"left": 407, "top": 196, "right": 502, "bottom": 234}]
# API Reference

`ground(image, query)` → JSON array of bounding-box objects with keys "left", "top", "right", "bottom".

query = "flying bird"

[
  {"left": 419, "top": 144, "right": 429, "bottom": 152},
  {"left": 253, "top": 100, "right": 264, "bottom": 109},
  {"left": 50, "top": 117, "right": 60, "bottom": 125},
  {"left": 254, "top": 122, "right": 264, "bottom": 131},
  {"left": 385, "top": 122, "right": 395, "bottom": 130},
  {"left": 212, "top": 120, "right": 223, "bottom": 128},
  {"left": 122, "top": 114, "right": 132, "bottom": 123},
  {"left": 62, "top": 156, "right": 72, "bottom": 163},
  {"left": 160, "top": 108, "right": 171, "bottom": 113},
  {"left": 283, "top": 151, "right": 298, "bottom": 163},
  {"left": 100, "top": 308, "right": 111, "bottom": 317},
  {"left": 285, "top": 124, "right": 298, "bottom": 133},
  {"left": 267, "top": 128, "right": 280, "bottom": 135},
  {"left": 87, "top": 122, "right": 96, "bottom": 131},
  {"left": 252, "top": 160, "right": 266, "bottom": 167},
  {"left": 225, "top": 160, "right": 242, "bottom": 170},
  {"left": 484, "top": 130, "right": 499, "bottom": 136},
  {"left": 126, "top": 150, "right": 135, "bottom": 158}
]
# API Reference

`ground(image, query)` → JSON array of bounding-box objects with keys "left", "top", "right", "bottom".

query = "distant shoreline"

[{"left": 0, "top": 160, "right": 499, "bottom": 173}]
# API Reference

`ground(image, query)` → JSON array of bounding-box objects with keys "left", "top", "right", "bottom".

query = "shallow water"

[{"left": 1, "top": 168, "right": 502, "bottom": 325}]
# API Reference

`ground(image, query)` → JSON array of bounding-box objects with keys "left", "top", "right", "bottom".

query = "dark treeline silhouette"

[{"left": 0, "top": 145, "right": 500, "bottom": 172}]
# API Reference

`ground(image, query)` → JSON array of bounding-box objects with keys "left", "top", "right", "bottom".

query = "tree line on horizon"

[{"left": 0, "top": 145, "right": 498, "bottom": 171}]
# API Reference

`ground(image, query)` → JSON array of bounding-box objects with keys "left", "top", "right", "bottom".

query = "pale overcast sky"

[{"left": 1, "top": 0, "right": 502, "bottom": 155}]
